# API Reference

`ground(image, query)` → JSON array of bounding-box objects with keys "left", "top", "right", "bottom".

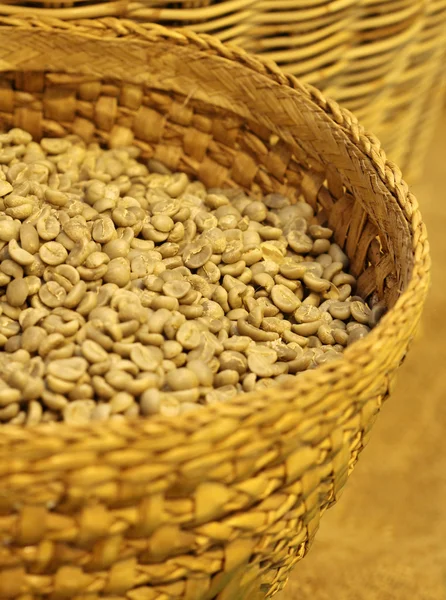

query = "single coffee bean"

[
  {"left": 110, "top": 392, "right": 134, "bottom": 414},
  {"left": 369, "top": 304, "right": 387, "bottom": 328},
  {"left": 166, "top": 368, "right": 199, "bottom": 391},
  {"left": 350, "top": 300, "right": 372, "bottom": 324},
  {"left": 0, "top": 219, "right": 20, "bottom": 242},
  {"left": 81, "top": 339, "right": 109, "bottom": 363},
  {"left": 37, "top": 215, "right": 61, "bottom": 241},
  {"left": 39, "top": 281, "right": 67, "bottom": 308},
  {"left": 328, "top": 301, "right": 351, "bottom": 320},
  {"left": 130, "top": 345, "right": 163, "bottom": 371},
  {"left": 63, "top": 400, "right": 95, "bottom": 424},
  {"left": 162, "top": 280, "right": 191, "bottom": 299},
  {"left": 20, "top": 223, "right": 40, "bottom": 254},
  {"left": 176, "top": 321, "right": 201, "bottom": 350},
  {"left": 8, "top": 239, "right": 35, "bottom": 265},
  {"left": 294, "top": 305, "right": 321, "bottom": 323},
  {"left": 287, "top": 230, "right": 313, "bottom": 254},
  {"left": 6, "top": 278, "right": 29, "bottom": 307},
  {"left": 270, "top": 284, "right": 300, "bottom": 313},
  {"left": 47, "top": 357, "right": 88, "bottom": 381},
  {"left": 39, "top": 242, "right": 68, "bottom": 266}
]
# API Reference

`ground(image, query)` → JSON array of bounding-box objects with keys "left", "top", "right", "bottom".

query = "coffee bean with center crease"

[
  {"left": 39, "top": 281, "right": 67, "bottom": 308},
  {"left": 183, "top": 241, "right": 213, "bottom": 269},
  {"left": 39, "top": 242, "right": 68, "bottom": 266}
]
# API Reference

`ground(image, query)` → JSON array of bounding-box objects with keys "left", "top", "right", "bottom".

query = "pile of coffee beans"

[{"left": 0, "top": 128, "right": 384, "bottom": 424}]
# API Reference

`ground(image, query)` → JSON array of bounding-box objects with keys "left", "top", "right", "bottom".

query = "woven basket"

[
  {"left": 0, "top": 2, "right": 444, "bottom": 181},
  {"left": 0, "top": 19, "right": 430, "bottom": 600}
]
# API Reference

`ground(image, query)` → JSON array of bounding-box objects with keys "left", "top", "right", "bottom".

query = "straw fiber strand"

[
  {"left": 0, "top": 21, "right": 430, "bottom": 599},
  {"left": 0, "top": 1, "right": 443, "bottom": 180}
]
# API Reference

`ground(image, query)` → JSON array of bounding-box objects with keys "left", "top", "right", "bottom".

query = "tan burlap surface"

[{"left": 278, "top": 114, "right": 446, "bottom": 600}]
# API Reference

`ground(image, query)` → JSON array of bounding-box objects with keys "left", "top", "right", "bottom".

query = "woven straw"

[
  {"left": 0, "top": 1, "right": 444, "bottom": 181},
  {"left": 0, "top": 19, "right": 430, "bottom": 600}
]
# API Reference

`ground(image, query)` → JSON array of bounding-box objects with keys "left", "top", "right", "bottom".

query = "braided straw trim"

[{"left": 0, "top": 19, "right": 430, "bottom": 599}]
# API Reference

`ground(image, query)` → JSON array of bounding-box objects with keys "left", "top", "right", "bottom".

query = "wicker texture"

[
  {"left": 0, "top": 19, "right": 430, "bottom": 600},
  {"left": 0, "top": 1, "right": 444, "bottom": 180}
]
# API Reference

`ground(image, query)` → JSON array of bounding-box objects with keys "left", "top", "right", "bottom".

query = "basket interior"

[{"left": 0, "top": 68, "right": 412, "bottom": 311}]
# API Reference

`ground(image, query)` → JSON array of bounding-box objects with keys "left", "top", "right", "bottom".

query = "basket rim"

[
  {"left": 0, "top": 17, "right": 430, "bottom": 439},
  {"left": 0, "top": 0, "right": 258, "bottom": 20}
]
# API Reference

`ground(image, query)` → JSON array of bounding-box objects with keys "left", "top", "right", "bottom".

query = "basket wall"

[
  {"left": 0, "top": 1, "right": 445, "bottom": 181},
  {"left": 0, "top": 21, "right": 430, "bottom": 600}
]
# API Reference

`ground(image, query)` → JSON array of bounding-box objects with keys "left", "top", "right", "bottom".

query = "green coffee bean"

[
  {"left": 44, "top": 188, "right": 68, "bottom": 208},
  {"left": 369, "top": 304, "right": 387, "bottom": 328},
  {"left": 183, "top": 241, "right": 212, "bottom": 269},
  {"left": 140, "top": 388, "right": 161, "bottom": 415},
  {"left": 47, "top": 374, "right": 76, "bottom": 394},
  {"left": 6, "top": 278, "right": 28, "bottom": 307},
  {"left": 350, "top": 300, "right": 371, "bottom": 324},
  {"left": 162, "top": 280, "right": 191, "bottom": 299},
  {"left": 39, "top": 281, "right": 67, "bottom": 308},
  {"left": 247, "top": 346, "right": 277, "bottom": 377},
  {"left": 316, "top": 254, "right": 332, "bottom": 268},
  {"left": 338, "top": 284, "right": 352, "bottom": 302},
  {"left": 292, "top": 320, "right": 324, "bottom": 336},
  {"left": 302, "top": 292, "right": 322, "bottom": 307},
  {"left": 37, "top": 215, "right": 61, "bottom": 242},
  {"left": 347, "top": 326, "right": 369, "bottom": 345},
  {"left": 24, "top": 275, "right": 41, "bottom": 296},
  {"left": 39, "top": 242, "right": 68, "bottom": 266},
  {"left": 323, "top": 261, "right": 343, "bottom": 282},
  {"left": 261, "top": 317, "right": 291, "bottom": 334},
  {"left": 328, "top": 301, "right": 351, "bottom": 320},
  {"left": 329, "top": 243, "right": 349, "bottom": 269},
  {"left": 332, "top": 328, "right": 348, "bottom": 346},
  {"left": 63, "top": 400, "right": 95, "bottom": 424},
  {"left": 20, "top": 223, "right": 40, "bottom": 254},
  {"left": 308, "top": 224, "right": 332, "bottom": 240},
  {"left": 110, "top": 392, "right": 134, "bottom": 414},
  {"left": 176, "top": 321, "right": 201, "bottom": 350},
  {"left": 47, "top": 357, "right": 88, "bottom": 381},
  {"left": 253, "top": 272, "right": 275, "bottom": 293},
  {"left": 219, "top": 350, "right": 247, "bottom": 374},
  {"left": 311, "top": 239, "right": 331, "bottom": 255},
  {"left": 287, "top": 231, "right": 313, "bottom": 254},
  {"left": 294, "top": 305, "right": 321, "bottom": 323},
  {"left": 166, "top": 367, "right": 198, "bottom": 391},
  {"left": 214, "top": 370, "right": 239, "bottom": 387},
  {"left": 130, "top": 345, "right": 163, "bottom": 371},
  {"left": 270, "top": 284, "right": 300, "bottom": 313},
  {"left": 317, "top": 324, "right": 335, "bottom": 345},
  {"left": 90, "top": 403, "right": 112, "bottom": 421},
  {"left": 0, "top": 181, "right": 13, "bottom": 197},
  {"left": 8, "top": 239, "right": 35, "bottom": 266},
  {"left": 81, "top": 340, "right": 109, "bottom": 363},
  {"left": 0, "top": 219, "right": 20, "bottom": 242},
  {"left": 279, "top": 261, "right": 306, "bottom": 280},
  {"left": 303, "top": 272, "right": 331, "bottom": 293},
  {"left": 0, "top": 387, "right": 21, "bottom": 407},
  {"left": 332, "top": 272, "right": 356, "bottom": 287},
  {"left": 104, "top": 258, "right": 131, "bottom": 287}
]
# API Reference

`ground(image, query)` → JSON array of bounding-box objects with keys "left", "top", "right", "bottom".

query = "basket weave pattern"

[
  {"left": 0, "top": 20, "right": 430, "bottom": 600},
  {"left": 0, "top": 0, "right": 445, "bottom": 180}
]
